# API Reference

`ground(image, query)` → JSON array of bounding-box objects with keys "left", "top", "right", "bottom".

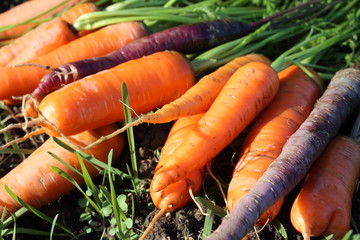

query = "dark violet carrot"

[
  {"left": 207, "top": 67, "right": 360, "bottom": 240},
  {"left": 32, "top": 0, "right": 335, "bottom": 98}
]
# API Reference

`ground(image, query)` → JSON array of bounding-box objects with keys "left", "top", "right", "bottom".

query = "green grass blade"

[
  {"left": 50, "top": 166, "right": 102, "bottom": 215},
  {"left": 4, "top": 185, "right": 73, "bottom": 236},
  {"left": 121, "top": 82, "right": 141, "bottom": 201}
]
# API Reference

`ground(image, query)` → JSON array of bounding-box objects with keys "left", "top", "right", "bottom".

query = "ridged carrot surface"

[
  {"left": 227, "top": 65, "right": 323, "bottom": 226},
  {"left": 37, "top": 51, "right": 195, "bottom": 136},
  {"left": 150, "top": 61, "right": 279, "bottom": 194}
]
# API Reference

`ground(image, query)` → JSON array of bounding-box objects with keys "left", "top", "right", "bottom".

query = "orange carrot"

[
  {"left": 60, "top": 2, "right": 97, "bottom": 25},
  {"left": 290, "top": 135, "right": 360, "bottom": 240},
  {"left": 0, "top": 50, "right": 195, "bottom": 147},
  {"left": 226, "top": 65, "right": 323, "bottom": 226},
  {"left": 0, "top": 21, "right": 148, "bottom": 101},
  {"left": 117, "top": 53, "right": 271, "bottom": 131},
  {"left": 150, "top": 113, "right": 206, "bottom": 212},
  {"left": 34, "top": 51, "right": 195, "bottom": 137},
  {"left": 150, "top": 61, "right": 279, "bottom": 195},
  {"left": 0, "top": 18, "right": 77, "bottom": 67},
  {"left": 1, "top": 2, "right": 98, "bottom": 68},
  {"left": 0, "top": 124, "right": 124, "bottom": 218},
  {"left": 141, "top": 113, "right": 206, "bottom": 240},
  {"left": 0, "top": 0, "right": 83, "bottom": 40}
]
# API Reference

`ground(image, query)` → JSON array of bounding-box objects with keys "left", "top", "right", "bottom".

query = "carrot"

[
  {"left": 207, "top": 66, "right": 360, "bottom": 240},
  {"left": 1, "top": 50, "right": 195, "bottom": 142},
  {"left": 116, "top": 53, "right": 271, "bottom": 130},
  {"left": 0, "top": 124, "right": 124, "bottom": 218},
  {"left": 34, "top": 0, "right": 332, "bottom": 98},
  {"left": 140, "top": 113, "right": 206, "bottom": 240},
  {"left": 60, "top": 2, "right": 97, "bottom": 26},
  {"left": 1, "top": 2, "right": 98, "bottom": 68},
  {"left": 290, "top": 135, "right": 360, "bottom": 240},
  {"left": 226, "top": 65, "right": 323, "bottom": 226},
  {"left": 0, "top": 18, "right": 77, "bottom": 68},
  {"left": 150, "top": 61, "right": 279, "bottom": 194},
  {"left": 0, "top": 0, "right": 84, "bottom": 40},
  {"left": 0, "top": 21, "right": 148, "bottom": 101},
  {"left": 150, "top": 113, "right": 206, "bottom": 212}
]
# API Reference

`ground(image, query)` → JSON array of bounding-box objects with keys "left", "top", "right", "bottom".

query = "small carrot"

[
  {"left": 0, "top": 21, "right": 148, "bottom": 101},
  {"left": 226, "top": 65, "right": 323, "bottom": 226},
  {"left": 150, "top": 113, "right": 206, "bottom": 212},
  {"left": 141, "top": 113, "right": 206, "bottom": 240},
  {"left": 0, "top": 18, "right": 77, "bottom": 68},
  {"left": 290, "top": 135, "right": 360, "bottom": 240},
  {"left": 34, "top": 0, "right": 331, "bottom": 97},
  {"left": 0, "top": 2, "right": 98, "bottom": 68},
  {"left": 207, "top": 66, "right": 360, "bottom": 240},
  {"left": 0, "top": 0, "right": 84, "bottom": 40},
  {"left": 150, "top": 61, "right": 279, "bottom": 194},
  {"left": 1, "top": 2, "right": 98, "bottom": 68},
  {"left": 0, "top": 124, "right": 124, "bottom": 218},
  {"left": 0, "top": 50, "right": 195, "bottom": 144}
]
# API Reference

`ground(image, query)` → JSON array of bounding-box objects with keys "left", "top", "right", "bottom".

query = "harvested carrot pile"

[{"left": 0, "top": 0, "right": 359, "bottom": 240}]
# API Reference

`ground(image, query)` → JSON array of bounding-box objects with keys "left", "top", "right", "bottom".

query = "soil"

[{"left": 1, "top": 1, "right": 360, "bottom": 240}]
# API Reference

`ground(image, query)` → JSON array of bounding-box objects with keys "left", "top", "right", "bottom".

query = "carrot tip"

[{"left": 139, "top": 206, "right": 168, "bottom": 240}]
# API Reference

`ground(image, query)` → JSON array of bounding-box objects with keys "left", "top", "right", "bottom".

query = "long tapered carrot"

[
  {"left": 0, "top": 124, "right": 124, "bottom": 218},
  {"left": 116, "top": 53, "right": 271, "bottom": 131},
  {"left": 2, "top": 2, "right": 98, "bottom": 68},
  {"left": 226, "top": 65, "right": 323, "bottom": 226},
  {"left": 150, "top": 61, "right": 279, "bottom": 194},
  {"left": 2, "top": 50, "right": 195, "bottom": 141},
  {"left": 0, "top": 21, "right": 148, "bottom": 101},
  {"left": 34, "top": 0, "right": 335, "bottom": 98},
  {"left": 207, "top": 67, "right": 360, "bottom": 240},
  {"left": 0, "top": 0, "right": 83, "bottom": 40},
  {"left": 290, "top": 135, "right": 360, "bottom": 240}
]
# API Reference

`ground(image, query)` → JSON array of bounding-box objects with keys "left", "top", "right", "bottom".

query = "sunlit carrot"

[
  {"left": 0, "top": 0, "right": 84, "bottom": 40},
  {"left": 0, "top": 2, "right": 98, "bottom": 68},
  {"left": 1, "top": 2, "right": 98, "bottom": 68},
  {"left": 141, "top": 113, "right": 206, "bottom": 240},
  {"left": 150, "top": 61, "right": 279, "bottom": 195},
  {"left": 0, "top": 21, "right": 148, "bottom": 101},
  {"left": 0, "top": 51, "right": 195, "bottom": 147},
  {"left": 111, "top": 53, "right": 271, "bottom": 133},
  {"left": 226, "top": 65, "right": 323, "bottom": 226},
  {"left": 0, "top": 124, "right": 124, "bottom": 218}
]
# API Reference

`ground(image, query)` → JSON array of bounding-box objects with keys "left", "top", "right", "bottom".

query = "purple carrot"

[
  {"left": 207, "top": 67, "right": 360, "bottom": 240},
  {"left": 32, "top": 0, "right": 333, "bottom": 98}
]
